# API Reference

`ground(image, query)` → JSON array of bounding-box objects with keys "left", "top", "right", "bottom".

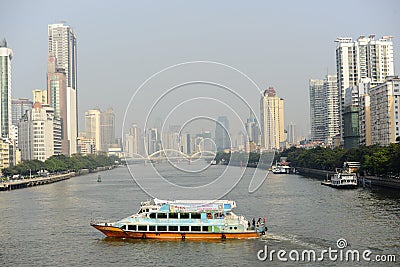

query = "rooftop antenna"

[{"left": 0, "top": 38, "right": 7, "bottom": 48}]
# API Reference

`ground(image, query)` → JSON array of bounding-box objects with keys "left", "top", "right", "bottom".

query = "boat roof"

[
  {"left": 154, "top": 198, "right": 236, "bottom": 206},
  {"left": 147, "top": 198, "right": 237, "bottom": 212}
]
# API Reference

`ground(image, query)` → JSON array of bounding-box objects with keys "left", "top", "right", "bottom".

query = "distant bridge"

[{"left": 125, "top": 149, "right": 216, "bottom": 162}]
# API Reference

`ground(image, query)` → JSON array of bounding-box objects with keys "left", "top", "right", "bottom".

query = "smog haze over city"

[{"left": 2, "top": 0, "right": 399, "bottom": 138}]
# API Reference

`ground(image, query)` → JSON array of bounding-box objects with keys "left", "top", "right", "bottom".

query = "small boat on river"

[{"left": 91, "top": 199, "right": 268, "bottom": 240}]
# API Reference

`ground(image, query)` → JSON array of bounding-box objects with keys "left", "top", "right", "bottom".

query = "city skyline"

[{"left": 2, "top": 1, "right": 399, "bottom": 139}]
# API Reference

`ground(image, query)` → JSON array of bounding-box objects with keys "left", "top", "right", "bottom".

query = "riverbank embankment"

[{"left": 0, "top": 166, "right": 117, "bottom": 191}]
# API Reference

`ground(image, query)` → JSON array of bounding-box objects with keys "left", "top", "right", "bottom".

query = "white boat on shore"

[
  {"left": 321, "top": 169, "right": 358, "bottom": 189},
  {"left": 271, "top": 165, "right": 287, "bottom": 174}
]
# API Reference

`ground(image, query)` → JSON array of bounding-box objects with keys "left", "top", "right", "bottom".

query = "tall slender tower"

[
  {"left": 260, "top": 87, "right": 285, "bottom": 150},
  {"left": 215, "top": 116, "right": 230, "bottom": 151},
  {"left": 0, "top": 39, "right": 13, "bottom": 138},
  {"left": 100, "top": 108, "right": 116, "bottom": 152},
  {"left": 324, "top": 75, "right": 339, "bottom": 145},
  {"left": 85, "top": 109, "right": 101, "bottom": 152},
  {"left": 309, "top": 79, "right": 326, "bottom": 143},
  {"left": 48, "top": 23, "right": 77, "bottom": 154},
  {"left": 287, "top": 122, "right": 296, "bottom": 145},
  {"left": 245, "top": 112, "right": 260, "bottom": 145}
]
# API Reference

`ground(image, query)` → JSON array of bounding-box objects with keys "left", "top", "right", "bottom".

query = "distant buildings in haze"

[
  {"left": 215, "top": 116, "right": 230, "bottom": 151},
  {"left": 78, "top": 108, "right": 117, "bottom": 155}
]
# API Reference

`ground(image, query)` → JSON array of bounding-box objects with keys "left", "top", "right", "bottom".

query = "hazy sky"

[{"left": 2, "top": 0, "right": 399, "bottom": 139}]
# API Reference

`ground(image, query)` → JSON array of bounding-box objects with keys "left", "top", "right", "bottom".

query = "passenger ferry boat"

[
  {"left": 91, "top": 199, "right": 268, "bottom": 240},
  {"left": 321, "top": 169, "right": 358, "bottom": 189}
]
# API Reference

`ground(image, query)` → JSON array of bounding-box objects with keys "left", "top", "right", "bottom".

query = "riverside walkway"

[{"left": 0, "top": 172, "right": 75, "bottom": 191}]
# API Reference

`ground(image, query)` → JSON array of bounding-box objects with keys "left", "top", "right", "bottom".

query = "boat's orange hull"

[{"left": 91, "top": 224, "right": 259, "bottom": 240}]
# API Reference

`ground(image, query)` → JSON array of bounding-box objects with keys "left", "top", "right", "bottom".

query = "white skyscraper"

[
  {"left": 19, "top": 103, "right": 55, "bottom": 161},
  {"left": 0, "top": 39, "right": 13, "bottom": 139},
  {"left": 335, "top": 35, "right": 394, "bottom": 141},
  {"left": 48, "top": 23, "right": 77, "bottom": 154},
  {"left": 85, "top": 109, "right": 101, "bottom": 152},
  {"left": 260, "top": 87, "right": 285, "bottom": 150},
  {"left": 324, "top": 75, "right": 339, "bottom": 145}
]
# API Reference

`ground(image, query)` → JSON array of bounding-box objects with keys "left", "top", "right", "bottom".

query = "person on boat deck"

[
  {"left": 252, "top": 218, "right": 255, "bottom": 227},
  {"left": 248, "top": 221, "right": 250, "bottom": 229}
]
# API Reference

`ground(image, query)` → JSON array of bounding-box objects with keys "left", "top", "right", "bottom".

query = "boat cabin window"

[
  {"left": 157, "top": 226, "right": 167, "bottom": 231},
  {"left": 169, "top": 226, "right": 178, "bottom": 231},
  {"left": 149, "top": 226, "right": 156, "bottom": 231},
  {"left": 128, "top": 225, "right": 136, "bottom": 231},
  {"left": 149, "top": 213, "right": 156, "bottom": 219},
  {"left": 215, "top": 213, "right": 224, "bottom": 219},
  {"left": 146, "top": 209, "right": 149, "bottom": 212},
  {"left": 180, "top": 213, "right": 189, "bottom": 219},
  {"left": 169, "top": 213, "right": 178, "bottom": 219},
  {"left": 120, "top": 225, "right": 126, "bottom": 230},
  {"left": 191, "top": 226, "right": 201, "bottom": 231},
  {"left": 180, "top": 226, "right": 189, "bottom": 231},
  {"left": 202, "top": 226, "right": 209, "bottom": 232},
  {"left": 191, "top": 213, "right": 201, "bottom": 219},
  {"left": 138, "top": 225, "right": 147, "bottom": 231},
  {"left": 157, "top": 213, "right": 167, "bottom": 219},
  {"left": 207, "top": 213, "right": 212, "bottom": 219}
]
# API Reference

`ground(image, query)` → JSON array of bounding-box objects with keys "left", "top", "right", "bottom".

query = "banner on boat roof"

[{"left": 167, "top": 203, "right": 229, "bottom": 212}]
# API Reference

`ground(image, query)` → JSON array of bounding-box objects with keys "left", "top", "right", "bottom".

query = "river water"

[{"left": 0, "top": 163, "right": 399, "bottom": 266}]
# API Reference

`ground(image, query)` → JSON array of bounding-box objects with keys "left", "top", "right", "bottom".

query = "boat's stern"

[{"left": 255, "top": 224, "right": 268, "bottom": 236}]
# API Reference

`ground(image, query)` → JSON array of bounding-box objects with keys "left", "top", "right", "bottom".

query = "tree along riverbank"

[
  {"left": 213, "top": 144, "right": 400, "bottom": 189},
  {"left": 1, "top": 153, "right": 120, "bottom": 179},
  {"left": 278, "top": 144, "right": 400, "bottom": 179},
  {"left": 214, "top": 151, "right": 272, "bottom": 169}
]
